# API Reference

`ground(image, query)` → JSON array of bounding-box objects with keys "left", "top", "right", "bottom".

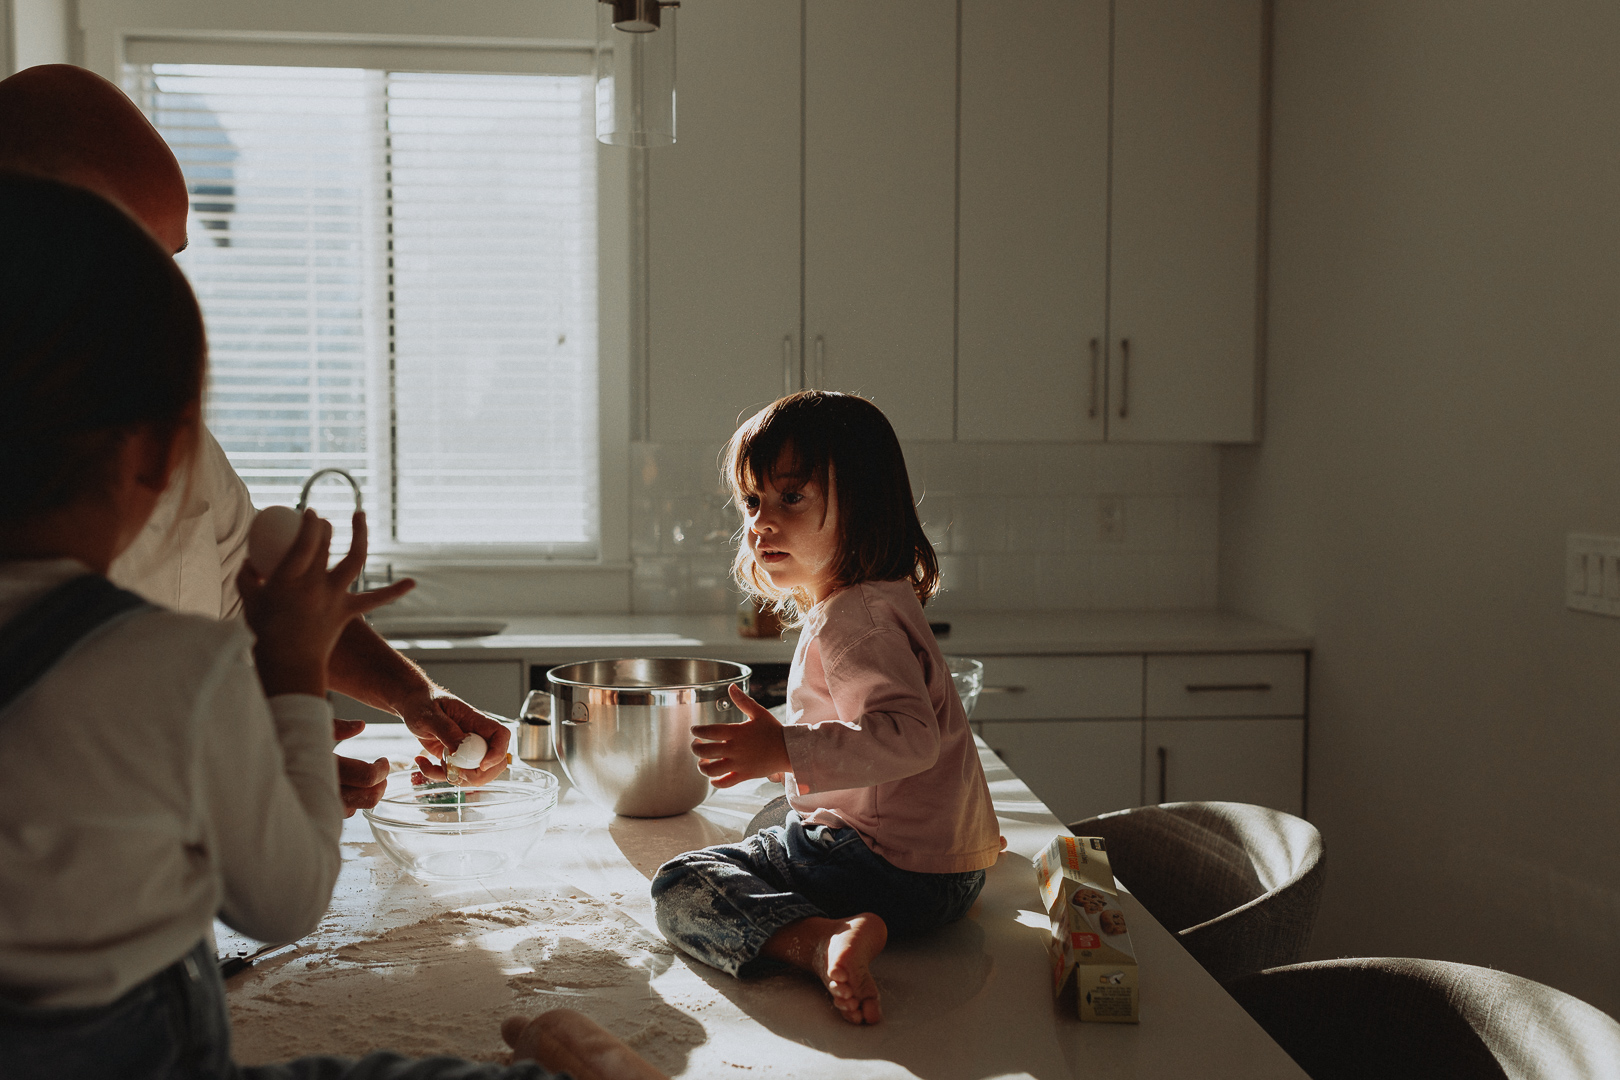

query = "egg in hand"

[
  {"left": 246, "top": 505, "right": 305, "bottom": 576},
  {"left": 447, "top": 733, "right": 487, "bottom": 769}
]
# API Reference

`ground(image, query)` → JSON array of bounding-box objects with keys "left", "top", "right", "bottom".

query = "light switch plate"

[
  {"left": 1566, "top": 534, "right": 1620, "bottom": 616},
  {"left": 1097, "top": 496, "right": 1125, "bottom": 543}
]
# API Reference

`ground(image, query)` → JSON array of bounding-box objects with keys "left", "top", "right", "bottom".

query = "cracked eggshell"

[
  {"left": 447, "top": 733, "right": 487, "bottom": 769},
  {"left": 247, "top": 505, "right": 303, "bottom": 576}
]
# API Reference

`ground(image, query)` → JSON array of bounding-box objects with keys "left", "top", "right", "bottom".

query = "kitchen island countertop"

[{"left": 221, "top": 727, "right": 1308, "bottom": 1079}]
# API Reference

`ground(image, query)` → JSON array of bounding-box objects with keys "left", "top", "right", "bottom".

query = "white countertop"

[
  {"left": 222, "top": 728, "right": 1308, "bottom": 1079},
  {"left": 373, "top": 610, "right": 1311, "bottom": 665}
]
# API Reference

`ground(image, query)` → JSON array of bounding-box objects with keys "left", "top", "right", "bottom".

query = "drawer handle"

[
  {"left": 1087, "top": 338, "right": 1100, "bottom": 419},
  {"left": 979, "top": 685, "right": 1027, "bottom": 695},
  {"left": 1118, "top": 337, "right": 1130, "bottom": 419},
  {"left": 1184, "top": 682, "right": 1272, "bottom": 693},
  {"left": 1157, "top": 745, "right": 1168, "bottom": 803}
]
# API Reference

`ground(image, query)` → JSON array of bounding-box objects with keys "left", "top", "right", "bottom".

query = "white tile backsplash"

[{"left": 629, "top": 440, "right": 1219, "bottom": 613}]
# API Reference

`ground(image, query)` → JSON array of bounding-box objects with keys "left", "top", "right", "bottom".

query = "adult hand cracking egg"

[{"left": 246, "top": 506, "right": 513, "bottom": 800}]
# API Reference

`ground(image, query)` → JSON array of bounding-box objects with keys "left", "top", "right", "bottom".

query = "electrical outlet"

[
  {"left": 1098, "top": 496, "right": 1125, "bottom": 544},
  {"left": 1566, "top": 534, "right": 1620, "bottom": 616}
]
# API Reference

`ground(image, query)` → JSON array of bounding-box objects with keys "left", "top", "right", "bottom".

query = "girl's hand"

[
  {"left": 691, "top": 684, "right": 792, "bottom": 788},
  {"left": 238, "top": 510, "right": 414, "bottom": 698}
]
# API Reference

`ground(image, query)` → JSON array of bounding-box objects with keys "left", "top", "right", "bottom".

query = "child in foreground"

[
  {"left": 651, "top": 391, "right": 1000, "bottom": 1025},
  {"left": 0, "top": 173, "right": 661, "bottom": 1080}
]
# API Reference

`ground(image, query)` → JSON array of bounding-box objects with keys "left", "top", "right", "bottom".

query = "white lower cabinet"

[
  {"left": 980, "top": 719, "right": 1142, "bottom": 827},
  {"left": 417, "top": 661, "right": 525, "bottom": 720},
  {"left": 973, "top": 651, "right": 1309, "bottom": 821},
  {"left": 1144, "top": 718, "right": 1305, "bottom": 817},
  {"left": 330, "top": 660, "right": 525, "bottom": 726},
  {"left": 972, "top": 655, "right": 1143, "bottom": 722}
]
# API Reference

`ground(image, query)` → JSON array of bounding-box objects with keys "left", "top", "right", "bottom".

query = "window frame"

[{"left": 79, "top": 4, "right": 634, "bottom": 591}]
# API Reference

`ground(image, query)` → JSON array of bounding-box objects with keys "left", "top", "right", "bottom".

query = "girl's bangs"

[{"left": 730, "top": 408, "right": 823, "bottom": 495}]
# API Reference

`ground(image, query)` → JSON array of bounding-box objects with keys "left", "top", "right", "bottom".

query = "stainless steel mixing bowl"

[{"left": 547, "top": 657, "right": 751, "bottom": 818}]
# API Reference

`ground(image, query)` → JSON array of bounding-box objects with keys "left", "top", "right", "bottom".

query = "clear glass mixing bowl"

[
  {"left": 363, "top": 766, "right": 559, "bottom": 881},
  {"left": 945, "top": 655, "right": 985, "bottom": 718}
]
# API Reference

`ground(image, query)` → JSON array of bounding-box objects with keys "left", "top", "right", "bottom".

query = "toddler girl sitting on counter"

[{"left": 651, "top": 392, "right": 1001, "bottom": 1025}]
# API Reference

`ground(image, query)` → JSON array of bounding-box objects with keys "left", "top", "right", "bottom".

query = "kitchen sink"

[{"left": 368, "top": 617, "right": 509, "bottom": 639}]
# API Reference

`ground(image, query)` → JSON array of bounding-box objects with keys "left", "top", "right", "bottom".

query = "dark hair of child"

[
  {"left": 724, "top": 390, "right": 939, "bottom": 619},
  {"left": 0, "top": 171, "right": 205, "bottom": 527}
]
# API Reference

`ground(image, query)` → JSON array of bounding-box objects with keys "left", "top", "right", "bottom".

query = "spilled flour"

[{"left": 229, "top": 895, "right": 706, "bottom": 1073}]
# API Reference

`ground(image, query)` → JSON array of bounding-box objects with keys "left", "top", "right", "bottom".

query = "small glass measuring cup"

[{"left": 517, "top": 689, "right": 556, "bottom": 762}]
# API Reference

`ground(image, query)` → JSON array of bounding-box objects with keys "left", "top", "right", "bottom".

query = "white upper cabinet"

[
  {"left": 646, "top": 0, "right": 801, "bottom": 442},
  {"left": 1109, "top": 0, "right": 1264, "bottom": 443},
  {"left": 647, "top": 0, "right": 1263, "bottom": 446},
  {"left": 958, "top": 0, "right": 1264, "bottom": 444},
  {"left": 958, "top": 0, "right": 1110, "bottom": 442},
  {"left": 804, "top": 0, "right": 958, "bottom": 441}
]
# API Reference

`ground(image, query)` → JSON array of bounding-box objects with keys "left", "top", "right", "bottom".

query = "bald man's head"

[{"left": 0, "top": 64, "right": 188, "bottom": 253}]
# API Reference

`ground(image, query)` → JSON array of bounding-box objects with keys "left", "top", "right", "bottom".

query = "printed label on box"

[{"left": 1033, "top": 834, "right": 1140, "bottom": 1023}]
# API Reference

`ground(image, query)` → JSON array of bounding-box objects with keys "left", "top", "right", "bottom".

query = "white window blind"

[{"left": 127, "top": 62, "right": 599, "bottom": 553}]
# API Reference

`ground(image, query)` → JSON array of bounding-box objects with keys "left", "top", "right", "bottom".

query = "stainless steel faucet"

[
  {"left": 295, "top": 468, "right": 391, "bottom": 590},
  {"left": 296, "top": 468, "right": 363, "bottom": 514}
]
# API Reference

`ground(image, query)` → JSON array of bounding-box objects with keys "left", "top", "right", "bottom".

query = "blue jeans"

[
  {"left": 651, "top": 814, "right": 987, "bottom": 977},
  {"left": 0, "top": 939, "right": 563, "bottom": 1080}
]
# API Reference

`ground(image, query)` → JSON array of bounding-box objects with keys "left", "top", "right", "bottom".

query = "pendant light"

[{"left": 595, "top": 0, "right": 678, "bottom": 147}]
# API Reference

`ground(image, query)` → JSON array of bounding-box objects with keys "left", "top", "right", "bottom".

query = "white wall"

[
  {"left": 8, "top": 0, "right": 71, "bottom": 72},
  {"left": 1222, "top": 1, "right": 1620, "bottom": 1014}
]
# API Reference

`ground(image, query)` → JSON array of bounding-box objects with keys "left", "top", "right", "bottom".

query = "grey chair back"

[
  {"left": 1067, "top": 801, "right": 1324, "bottom": 984},
  {"left": 1227, "top": 958, "right": 1620, "bottom": 1080}
]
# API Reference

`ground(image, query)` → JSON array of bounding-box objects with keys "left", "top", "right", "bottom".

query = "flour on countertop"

[{"left": 229, "top": 894, "right": 705, "bottom": 1073}]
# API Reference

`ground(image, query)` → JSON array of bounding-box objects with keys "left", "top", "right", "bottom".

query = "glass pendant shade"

[{"left": 595, "top": 0, "right": 677, "bottom": 147}]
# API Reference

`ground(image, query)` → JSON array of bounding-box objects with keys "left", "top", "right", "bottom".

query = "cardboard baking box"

[{"left": 1034, "top": 833, "right": 1139, "bottom": 1023}]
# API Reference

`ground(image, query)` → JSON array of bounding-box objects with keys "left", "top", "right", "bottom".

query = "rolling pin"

[{"left": 505, "top": 1008, "right": 668, "bottom": 1080}]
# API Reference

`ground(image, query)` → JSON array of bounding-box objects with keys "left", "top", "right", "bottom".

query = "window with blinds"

[{"left": 126, "top": 62, "right": 599, "bottom": 554}]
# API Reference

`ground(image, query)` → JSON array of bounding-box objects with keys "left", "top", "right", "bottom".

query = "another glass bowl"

[
  {"left": 363, "top": 766, "right": 560, "bottom": 881},
  {"left": 945, "top": 656, "right": 985, "bottom": 719}
]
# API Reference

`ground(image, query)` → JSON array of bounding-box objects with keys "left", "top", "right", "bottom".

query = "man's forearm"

[{"left": 328, "top": 618, "right": 434, "bottom": 712}]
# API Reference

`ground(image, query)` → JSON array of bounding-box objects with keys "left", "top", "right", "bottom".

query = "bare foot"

[{"left": 761, "top": 914, "right": 889, "bottom": 1025}]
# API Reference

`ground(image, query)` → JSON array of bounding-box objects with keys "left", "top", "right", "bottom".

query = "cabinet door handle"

[
  {"left": 813, "top": 335, "right": 825, "bottom": 390},
  {"left": 1088, "top": 337, "right": 1100, "bottom": 419},
  {"left": 979, "top": 685, "right": 1027, "bottom": 695},
  {"left": 1118, "top": 338, "right": 1131, "bottom": 419},
  {"left": 782, "top": 335, "right": 796, "bottom": 395},
  {"left": 1185, "top": 682, "right": 1273, "bottom": 693},
  {"left": 1157, "top": 745, "right": 1167, "bottom": 804}
]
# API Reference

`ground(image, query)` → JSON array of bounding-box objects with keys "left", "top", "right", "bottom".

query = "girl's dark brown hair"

[
  {"left": 725, "top": 391, "right": 939, "bottom": 618},
  {"left": 0, "top": 172, "right": 205, "bottom": 525}
]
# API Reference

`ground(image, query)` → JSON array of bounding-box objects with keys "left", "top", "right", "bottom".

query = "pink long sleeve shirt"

[{"left": 781, "top": 578, "right": 1000, "bottom": 875}]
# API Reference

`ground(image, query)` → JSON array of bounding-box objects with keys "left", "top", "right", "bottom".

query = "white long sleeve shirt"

[
  {"left": 108, "top": 426, "right": 255, "bottom": 620},
  {"left": 0, "top": 559, "right": 342, "bottom": 1008}
]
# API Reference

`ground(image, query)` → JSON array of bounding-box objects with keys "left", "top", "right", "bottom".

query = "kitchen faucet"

[
  {"left": 294, "top": 468, "right": 391, "bottom": 590},
  {"left": 296, "top": 467, "right": 362, "bottom": 514}
]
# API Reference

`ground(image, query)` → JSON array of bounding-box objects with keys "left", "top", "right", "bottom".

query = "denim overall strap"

[{"left": 0, "top": 573, "right": 150, "bottom": 715}]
